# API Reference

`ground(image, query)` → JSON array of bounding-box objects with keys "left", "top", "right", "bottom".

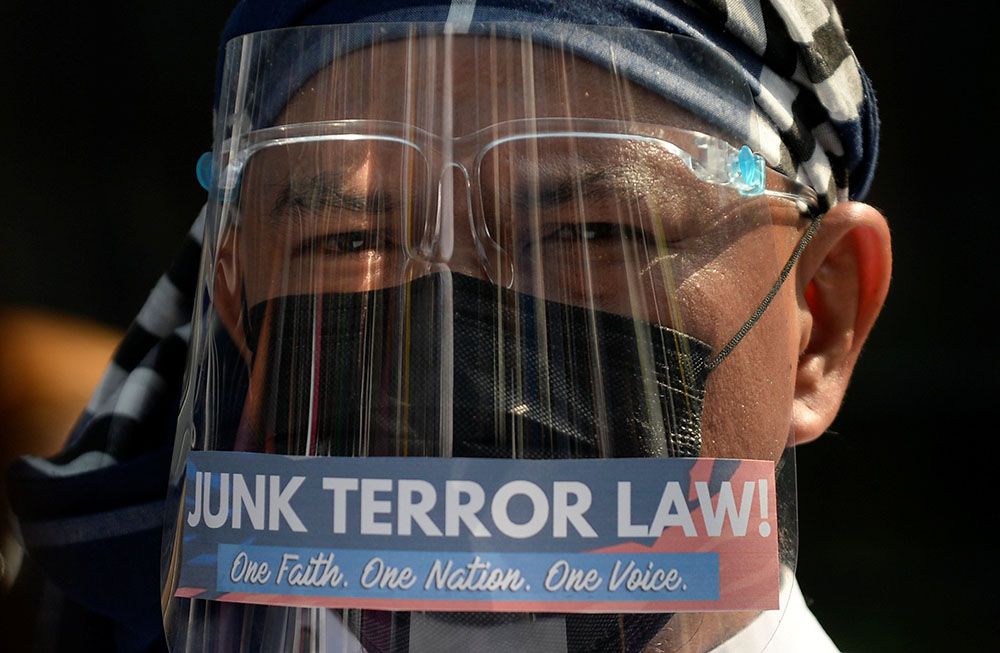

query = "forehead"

[{"left": 275, "top": 35, "right": 709, "bottom": 135}]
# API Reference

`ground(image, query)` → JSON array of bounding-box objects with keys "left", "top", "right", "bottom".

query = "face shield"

[{"left": 162, "top": 24, "right": 821, "bottom": 652}]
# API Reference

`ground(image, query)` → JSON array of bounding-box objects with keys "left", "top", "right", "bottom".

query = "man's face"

[{"left": 227, "top": 36, "right": 811, "bottom": 462}]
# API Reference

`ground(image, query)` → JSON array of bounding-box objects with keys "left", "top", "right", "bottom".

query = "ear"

[
  {"left": 792, "top": 201, "right": 891, "bottom": 444},
  {"left": 214, "top": 225, "right": 253, "bottom": 362}
]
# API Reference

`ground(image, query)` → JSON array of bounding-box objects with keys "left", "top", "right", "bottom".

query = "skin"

[{"left": 214, "top": 34, "right": 892, "bottom": 650}]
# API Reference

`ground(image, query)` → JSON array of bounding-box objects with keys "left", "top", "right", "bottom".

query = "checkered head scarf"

[{"left": 7, "top": 2, "right": 878, "bottom": 648}]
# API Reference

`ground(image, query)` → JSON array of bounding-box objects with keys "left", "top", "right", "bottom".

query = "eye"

[
  {"left": 540, "top": 222, "right": 646, "bottom": 244},
  {"left": 296, "top": 230, "right": 392, "bottom": 256}
]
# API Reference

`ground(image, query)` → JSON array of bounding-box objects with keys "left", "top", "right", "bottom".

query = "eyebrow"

[
  {"left": 508, "top": 161, "right": 675, "bottom": 213},
  {"left": 269, "top": 172, "right": 395, "bottom": 220},
  {"left": 509, "top": 168, "right": 622, "bottom": 212}
]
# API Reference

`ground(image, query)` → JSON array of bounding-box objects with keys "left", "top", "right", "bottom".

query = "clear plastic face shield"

[{"left": 163, "top": 24, "right": 820, "bottom": 652}]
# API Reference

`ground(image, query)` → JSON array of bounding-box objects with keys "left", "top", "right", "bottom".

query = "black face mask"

[
  {"left": 241, "top": 273, "right": 712, "bottom": 652},
  {"left": 244, "top": 273, "right": 711, "bottom": 460}
]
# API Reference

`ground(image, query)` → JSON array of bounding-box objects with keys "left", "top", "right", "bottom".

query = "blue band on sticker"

[{"left": 214, "top": 545, "right": 718, "bottom": 603}]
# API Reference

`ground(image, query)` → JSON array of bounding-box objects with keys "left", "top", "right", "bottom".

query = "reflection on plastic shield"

[{"left": 176, "top": 453, "right": 778, "bottom": 612}]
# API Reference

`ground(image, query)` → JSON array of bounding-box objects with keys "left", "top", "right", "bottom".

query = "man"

[{"left": 6, "top": 1, "right": 889, "bottom": 651}]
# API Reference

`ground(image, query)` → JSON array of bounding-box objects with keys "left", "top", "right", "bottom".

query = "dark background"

[{"left": 2, "top": 2, "right": 991, "bottom": 650}]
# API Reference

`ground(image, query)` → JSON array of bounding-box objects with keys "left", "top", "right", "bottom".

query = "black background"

[{"left": 2, "top": 2, "right": 992, "bottom": 650}]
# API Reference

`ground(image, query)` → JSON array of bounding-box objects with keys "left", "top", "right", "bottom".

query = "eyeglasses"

[{"left": 210, "top": 118, "right": 819, "bottom": 289}]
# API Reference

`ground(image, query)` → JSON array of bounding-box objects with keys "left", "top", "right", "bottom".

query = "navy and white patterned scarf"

[{"left": 6, "top": 2, "right": 878, "bottom": 650}]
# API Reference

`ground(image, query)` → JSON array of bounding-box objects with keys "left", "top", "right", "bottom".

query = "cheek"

[
  {"left": 241, "top": 231, "right": 290, "bottom": 304},
  {"left": 679, "top": 226, "right": 801, "bottom": 461},
  {"left": 698, "top": 282, "right": 799, "bottom": 460}
]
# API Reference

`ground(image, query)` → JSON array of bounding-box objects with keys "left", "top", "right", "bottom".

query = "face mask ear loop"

[{"left": 705, "top": 212, "right": 824, "bottom": 371}]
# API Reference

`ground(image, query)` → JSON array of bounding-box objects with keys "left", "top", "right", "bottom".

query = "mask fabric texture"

[{"left": 245, "top": 273, "right": 710, "bottom": 460}]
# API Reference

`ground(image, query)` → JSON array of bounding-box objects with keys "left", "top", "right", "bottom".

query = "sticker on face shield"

[{"left": 175, "top": 453, "right": 778, "bottom": 612}]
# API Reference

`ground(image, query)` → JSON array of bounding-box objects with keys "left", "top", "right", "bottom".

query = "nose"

[{"left": 432, "top": 163, "right": 513, "bottom": 286}]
